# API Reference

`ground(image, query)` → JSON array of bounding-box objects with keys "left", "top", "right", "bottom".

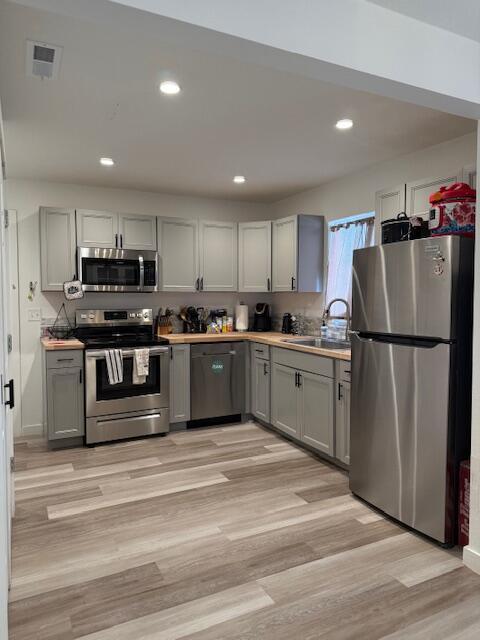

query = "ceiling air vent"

[{"left": 26, "top": 40, "right": 63, "bottom": 79}]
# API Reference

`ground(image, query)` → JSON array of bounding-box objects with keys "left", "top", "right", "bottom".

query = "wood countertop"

[
  {"left": 164, "top": 332, "right": 351, "bottom": 361},
  {"left": 41, "top": 338, "right": 85, "bottom": 351}
]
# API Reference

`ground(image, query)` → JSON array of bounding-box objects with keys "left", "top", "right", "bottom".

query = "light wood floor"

[{"left": 9, "top": 422, "right": 480, "bottom": 639}]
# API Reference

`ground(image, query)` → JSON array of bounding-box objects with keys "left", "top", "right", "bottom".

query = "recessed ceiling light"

[
  {"left": 335, "top": 118, "right": 353, "bottom": 130},
  {"left": 233, "top": 175, "right": 246, "bottom": 184},
  {"left": 100, "top": 157, "right": 115, "bottom": 166},
  {"left": 159, "top": 80, "right": 181, "bottom": 95}
]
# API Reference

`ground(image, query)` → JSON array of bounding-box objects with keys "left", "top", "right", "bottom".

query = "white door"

[
  {"left": 374, "top": 184, "right": 406, "bottom": 244},
  {"left": 406, "top": 172, "right": 462, "bottom": 219},
  {"left": 238, "top": 221, "right": 272, "bottom": 292},
  {"left": 199, "top": 220, "right": 238, "bottom": 292},
  {"left": 0, "top": 188, "right": 11, "bottom": 637},
  {"left": 119, "top": 214, "right": 157, "bottom": 251},
  {"left": 76, "top": 209, "right": 118, "bottom": 248},
  {"left": 158, "top": 217, "right": 199, "bottom": 292},
  {"left": 272, "top": 215, "right": 297, "bottom": 291}
]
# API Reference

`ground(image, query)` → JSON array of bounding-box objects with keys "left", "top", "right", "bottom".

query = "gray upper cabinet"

[
  {"left": 300, "top": 370, "right": 334, "bottom": 456},
  {"left": 169, "top": 344, "right": 191, "bottom": 423},
  {"left": 76, "top": 209, "right": 157, "bottom": 250},
  {"left": 272, "top": 214, "right": 324, "bottom": 293},
  {"left": 405, "top": 172, "right": 462, "bottom": 218},
  {"left": 271, "top": 361, "right": 299, "bottom": 437},
  {"left": 238, "top": 221, "right": 272, "bottom": 292},
  {"left": 40, "top": 207, "right": 76, "bottom": 291},
  {"left": 374, "top": 184, "right": 406, "bottom": 244},
  {"left": 158, "top": 217, "right": 199, "bottom": 292},
  {"left": 119, "top": 214, "right": 157, "bottom": 251},
  {"left": 272, "top": 215, "right": 297, "bottom": 292},
  {"left": 76, "top": 209, "right": 118, "bottom": 248},
  {"left": 199, "top": 220, "right": 238, "bottom": 292}
]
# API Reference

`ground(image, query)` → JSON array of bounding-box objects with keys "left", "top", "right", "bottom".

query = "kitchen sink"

[{"left": 282, "top": 337, "right": 350, "bottom": 350}]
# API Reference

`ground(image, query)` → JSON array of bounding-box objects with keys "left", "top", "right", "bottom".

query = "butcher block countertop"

[
  {"left": 165, "top": 332, "right": 351, "bottom": 361},
  {"left": 41, "top": 338, "right": 85, "bottom": 351}
]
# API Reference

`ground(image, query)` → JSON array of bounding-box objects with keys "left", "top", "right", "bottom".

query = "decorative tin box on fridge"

[{"left": 429, "top": 182, "right": 476, "bottom": 237}]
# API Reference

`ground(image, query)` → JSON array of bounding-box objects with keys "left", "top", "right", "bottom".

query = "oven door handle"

[
  {"left": 86, "top": 346, "right": 169, "bottom": 359},
  {"left": 139, "top": 255, "right": 144, "bottom": 290}
]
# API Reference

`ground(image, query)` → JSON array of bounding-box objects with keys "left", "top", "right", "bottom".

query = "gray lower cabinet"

[
  {"left": 169, "top": 344, "right": 191, "bottom": 423},
  {"left": 44, "top": 351, "right": 84, "bottom": 441},
  {"left": 271, "top": 362, "right": 299, "bottom": 438},
  {"left": 300, "top": 370, "right": 334, "bottom": 455},
  {"left": 251, "top": 344, "right": 270, "bottom": 423},
  {"left": 270, "top": 348, "right": 335, "bottom": 456},
  {"left": 335, "top": 361, "right": 351, "bottom": 465}
]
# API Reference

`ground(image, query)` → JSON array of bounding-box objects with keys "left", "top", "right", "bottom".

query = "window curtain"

[{"left": 325, "top": 217, "right": 374, "bottom": 317}]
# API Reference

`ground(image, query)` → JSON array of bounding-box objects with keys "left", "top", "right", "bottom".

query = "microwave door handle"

[{"left": 139, "top": 255, "right": 144, "bottom": 290}]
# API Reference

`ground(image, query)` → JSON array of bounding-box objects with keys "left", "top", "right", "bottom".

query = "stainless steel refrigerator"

[{"left": 350, "top": 236, "right": 474, "bottom": 545}]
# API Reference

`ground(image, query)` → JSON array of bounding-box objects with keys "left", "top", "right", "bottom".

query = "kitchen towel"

[
  {"left": 105, "top": 349, "right": 123, "bottom": 385},
  {"left": 133, "top": 348, "right": 149, "bottom": 385}
]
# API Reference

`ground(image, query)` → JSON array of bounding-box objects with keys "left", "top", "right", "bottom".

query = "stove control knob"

[
  {"left": 129, "top": 313, "right": 136, "bottom": 318},
  {"left": 143, "top": 312, "right": 149, "bottom": 319},
  {"left": 136, "top": 313, "right": 142, "bottom": 318},
  {"left": 80, "top": 313, "right": 87, "bottom": 319},
  {"left": 89, "top": 314, "right": 95, "bottom": 320}
]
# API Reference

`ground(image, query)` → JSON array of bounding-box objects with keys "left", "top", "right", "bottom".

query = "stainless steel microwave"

[{"left": 78, "top": 247, "right": 158, "bottom": 292}]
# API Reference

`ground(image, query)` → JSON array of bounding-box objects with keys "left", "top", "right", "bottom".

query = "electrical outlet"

[{"left": 28, "top": 308, "right": 41, "bottom": 322}]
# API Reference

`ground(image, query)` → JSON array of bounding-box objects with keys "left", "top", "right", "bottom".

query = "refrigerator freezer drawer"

[{"left": 350, "top": 333, "right": 453, "bottom": 543}]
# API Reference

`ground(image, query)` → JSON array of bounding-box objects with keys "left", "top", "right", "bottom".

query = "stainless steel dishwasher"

[{"left": 190, "top": 342, "right": 245, "bottom": 420}]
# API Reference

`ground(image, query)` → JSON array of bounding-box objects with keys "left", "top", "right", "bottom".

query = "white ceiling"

[
  {"left": 367, "top": 0, "right": 480, "bottom": 43},
  {"left": 0, "top": 1, "right": 475, "bottom": 202}
]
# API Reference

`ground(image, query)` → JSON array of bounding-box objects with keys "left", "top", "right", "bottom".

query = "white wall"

[
  {"left": 5, "top": 178, "right": 273, "bottom": 434},
  {"left": 270, "top": 132, "right": 477, "bottom": 319}
]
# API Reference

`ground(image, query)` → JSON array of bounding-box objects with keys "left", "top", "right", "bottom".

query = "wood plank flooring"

[{"left": 9, "top": 422, "right": 480, "bottom": 639}]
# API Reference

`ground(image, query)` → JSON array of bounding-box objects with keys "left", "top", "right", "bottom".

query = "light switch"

[{"left": 28, "top": 308, "right": 41, "bottom": 322}]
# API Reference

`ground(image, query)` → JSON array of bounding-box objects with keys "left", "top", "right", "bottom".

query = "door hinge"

[
  {"left": 4, "top": 210, "right": 9, "bottom": 229},
  {"left": 7, "top": 334, "right": 12, "bottom": 354}
]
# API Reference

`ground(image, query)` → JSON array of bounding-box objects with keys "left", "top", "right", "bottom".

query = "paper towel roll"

[{"left": 235, "top": 304, "right": 248, "bottom": 332}]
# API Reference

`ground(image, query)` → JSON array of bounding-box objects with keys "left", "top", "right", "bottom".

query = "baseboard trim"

[
  {"left": 463, "top": 545, "right": 480, "bottom": 574},
  {"left": 22, "top": 423, "right": 44, "bottom": 437}
]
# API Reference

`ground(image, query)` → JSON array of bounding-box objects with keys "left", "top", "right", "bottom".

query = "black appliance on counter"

[
  {"left": 253, "top": 303, "right": 271, "bottom": 332},
  {"left": 382, "top": 213, "right": 430, "bottom": 244},
  {"left": 281, "top": 313, "right": 293, "bottom": 334}
]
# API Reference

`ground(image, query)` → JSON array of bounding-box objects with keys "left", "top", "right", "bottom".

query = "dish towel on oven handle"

[
  {"left": 133, "top": 348, "right": 149, "bottom": 385},
  {"left": 105, "top": 349, "right": 123, "bottom": 385}
]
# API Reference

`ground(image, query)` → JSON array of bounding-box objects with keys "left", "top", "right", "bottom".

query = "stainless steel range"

[{"left": 76, "top": 309, "right": 169, "bottom": 444}]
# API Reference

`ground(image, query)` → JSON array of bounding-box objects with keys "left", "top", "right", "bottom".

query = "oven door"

[
  {"left": 85, "top": 346, "right": 169, "bottom": 417},
  {"left": 79, "top": 247, "right": 157, "bottom": 292}
]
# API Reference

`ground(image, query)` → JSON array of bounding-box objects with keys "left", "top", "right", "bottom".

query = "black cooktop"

[{"left": 75, "top": 327, "right": 169, "bottom": 350}]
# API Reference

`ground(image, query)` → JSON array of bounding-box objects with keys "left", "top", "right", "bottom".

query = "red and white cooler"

[{"left": 429, "top": 182, "right": 476, "bottom": 237}]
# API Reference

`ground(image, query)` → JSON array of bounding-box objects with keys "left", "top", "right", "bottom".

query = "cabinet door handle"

[
  {"left": 79, "top": 370, "right": 83, "bottom": 384},
  {"left": 295, "top": 371, "right": 299, "bottom": 387},
  {"left": 3, "top": 379, "right": 14, "bottom": 410},
  {"left": 200, "top": 277, "right": 204, "bottom": 291},
  {"left": 195, "top": 278, "right": 199, "bottom": 291},
  {"left": 263, "top": 362, "right": 268, "bottom": 376},
  {"left": 267, "top": 277, "right": 271, "bottom": 291},
  {"left": 297, "top": 372, "right": 302, "bottom": 387},
  {"left": 115, "top": 233, "right": 118, "bottom": 248},
  {"left": 120, "top": 234, "right": 123, "bottom": 248},
  {"left": 338, "top": 382, "right": 343, "bottom": 400},
  {"left": 291, "top": 276, "right": 296, "bottom": 291},
  {"left": 57, "top": 358, "right": 74, "bottom": 362}
]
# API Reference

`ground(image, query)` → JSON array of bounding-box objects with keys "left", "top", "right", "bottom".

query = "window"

[{"left": 325, "top": 212, "right": 375, "bottom": 316}]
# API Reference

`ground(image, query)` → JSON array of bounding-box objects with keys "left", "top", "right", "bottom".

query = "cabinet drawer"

[
  {"left": 272, "top": 347, "right": 334, "bottom": 378},
  {"left": 46, "top": 350, "right": 84, "bottom": 369},
  {"left": 339, "top": 360, "right": 351, "bottom": 382},
  {"left": 251, "top": 342, "right": 269, "bottom": 361}
]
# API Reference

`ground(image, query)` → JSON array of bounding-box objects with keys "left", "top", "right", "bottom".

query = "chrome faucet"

[{"left": 322, "top": 298, "right": 351, "bottom": 337}]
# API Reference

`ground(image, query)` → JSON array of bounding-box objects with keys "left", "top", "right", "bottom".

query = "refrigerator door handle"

[{"left": 349, "top": 330, "right": 373, "bottom": 343}]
